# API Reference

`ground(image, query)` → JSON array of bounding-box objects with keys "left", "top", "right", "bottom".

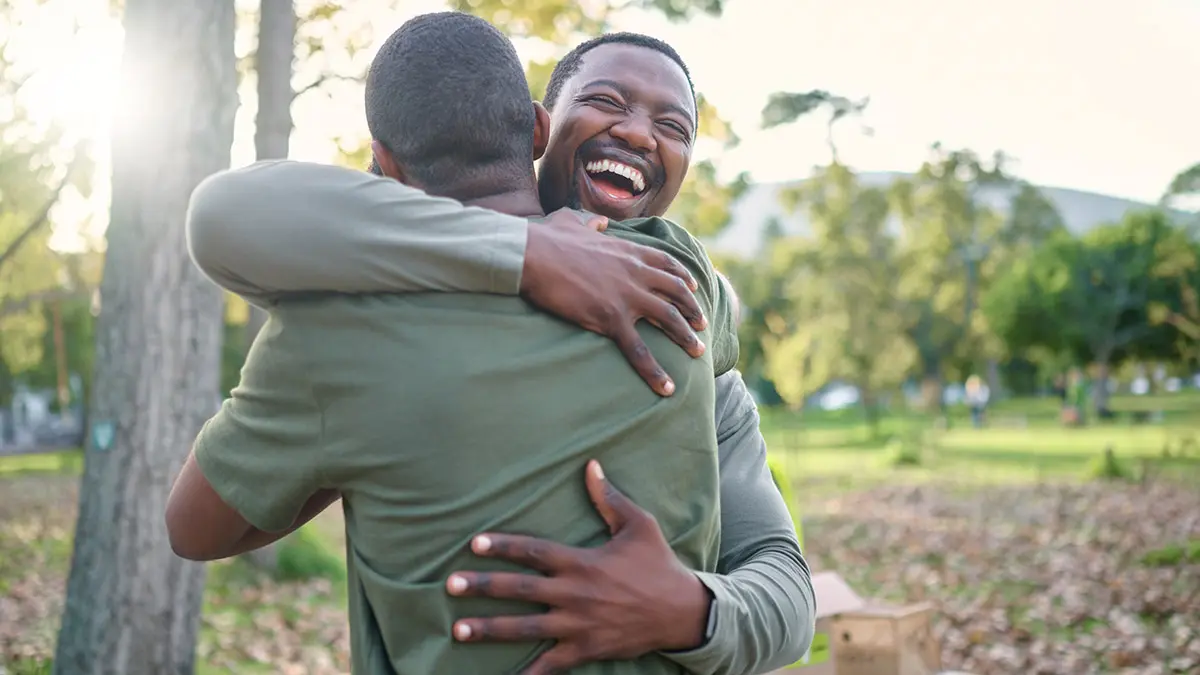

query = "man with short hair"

[
  {"left": 181, "top": 22, "right": 814, "bottom": 675},
  {"left": 169, "top": 13, "right": 738, "bottom": 675}
]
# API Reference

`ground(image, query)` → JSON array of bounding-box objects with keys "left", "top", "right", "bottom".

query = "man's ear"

[
  {"left": 371, "top": 140, "right": 408, "bottom": 184},
  {"left": 532, "top": 101, "right": 551, "bottom": 161}
]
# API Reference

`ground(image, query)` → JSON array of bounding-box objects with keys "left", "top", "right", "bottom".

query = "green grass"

[
  {"left": 0, "top": 449, "right": 83, "bottom": 477},
  {"left": 1140, "top": 539, "right": 1200, "bottom": 567},
  {"left": 762, "top": 391, "right": 1200, "bottom": 493}
]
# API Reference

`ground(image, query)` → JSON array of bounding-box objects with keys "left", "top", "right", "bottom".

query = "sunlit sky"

[{"left": 12, "top": 0, "right": 1200, "bottom": 246}]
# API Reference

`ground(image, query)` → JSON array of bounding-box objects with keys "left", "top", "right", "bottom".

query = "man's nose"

[{"left": 609, "top": 114, "right": 657, "bottom": 153}]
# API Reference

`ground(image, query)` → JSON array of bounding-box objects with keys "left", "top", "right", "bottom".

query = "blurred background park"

[{"left": 1, "top": 0, "right": 1198, "bottom": 674}]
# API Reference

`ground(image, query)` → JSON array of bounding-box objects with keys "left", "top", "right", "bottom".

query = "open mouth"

[{"left": 583, "top": 159, "right": 648, "bottom": 201}]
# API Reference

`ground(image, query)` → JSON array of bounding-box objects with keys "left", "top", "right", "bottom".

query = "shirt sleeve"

[
  {"left": 192, "top": 314, "right": 326, "bottom": 533},
  {"left": 185, "top": 160, "right": 529, "bottom": 307},
  {"left": 663, "top": 370, "right": 817, "bottom": 675}
]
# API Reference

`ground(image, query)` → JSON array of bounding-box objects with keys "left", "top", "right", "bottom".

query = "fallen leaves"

[
  {"left": 800, "top": 480, "right": 1200, "bottom": 675},
  {"left": 2, "top": 474, "right": 1197, "bottom": 674}
]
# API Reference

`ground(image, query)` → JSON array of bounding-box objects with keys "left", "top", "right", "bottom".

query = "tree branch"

[
  {"left": 292, "top": 72, "right": 364, "bottom": 100},
  {"left": 0, "top": 158, "right": 82, "bottom": 272}
]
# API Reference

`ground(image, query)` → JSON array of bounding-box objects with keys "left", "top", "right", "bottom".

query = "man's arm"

[
  {"left": 186, "top": 160, "right": 708, "bottom": 396},
  {"left": 663, "top": 371, "right": 816, "bottom": 675},
  {"left": 186, "top": 160, "right": 529, "bottom": 306},
  {"left": 165, "top": 315, "right": 333, "bottom": 561}
]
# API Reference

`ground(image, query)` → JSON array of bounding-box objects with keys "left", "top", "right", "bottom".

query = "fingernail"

[
  {"left": 591, "top": 460, "right": 605, "bottom": 481},
  {"left": 663, "top": 379, "right": 675, "bottom": 395},
  {"left": 454, "top": 622, "right": 472, "bottom": 641},
  {"left": 693, "top": 340, "right": 707, "bottom": 356},
  {"left": 473, "top": 535, "right": 492, "bottom": 553},
  {"left": 447, "top": 575, "right": 468, "bottom": 594}
]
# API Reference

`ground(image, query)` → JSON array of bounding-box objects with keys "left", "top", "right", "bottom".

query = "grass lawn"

[
  {"left": 763, "top": 391, "right": 1200, "bottom": 498},
  {"left": 0, "top": 391, "right": 1197, "bottom": 674}
]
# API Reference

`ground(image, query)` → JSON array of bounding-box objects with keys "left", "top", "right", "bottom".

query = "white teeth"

[{"left": 585, "top": 159, "right": 646, "bottom": 194}]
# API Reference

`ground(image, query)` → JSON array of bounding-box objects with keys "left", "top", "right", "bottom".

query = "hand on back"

[{"left": 521, "top": 208, "right": 707, "bottom": 396}]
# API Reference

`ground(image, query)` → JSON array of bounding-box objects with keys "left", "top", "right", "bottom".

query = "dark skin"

[{"left": 450, "top": 44, "right": 716, "bottom": 673}]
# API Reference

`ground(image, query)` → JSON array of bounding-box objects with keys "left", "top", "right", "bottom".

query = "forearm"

[
  {"left": 664, "top": 372, "right": 815, "bottom": 674},
  {"left": 185, "top": 160, "right": 527, "bottom": 307}
]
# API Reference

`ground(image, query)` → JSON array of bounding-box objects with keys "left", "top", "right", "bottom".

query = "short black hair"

[
  {"left": 365, "top": 12, "right": 534, "bottom": 190},
  {"left": 543, "top": 32, "right": 697, "bottom": 117}
]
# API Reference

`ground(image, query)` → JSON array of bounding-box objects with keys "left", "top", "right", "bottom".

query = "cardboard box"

[
  {"left": 769, "top": 573, "right": 941, "bottom": 675},
  {"left": 768, "top": 571, "right": 867, "bottom": 675},
  {"left": 832, "top": 604, "right": 941, "bottom": 675}
]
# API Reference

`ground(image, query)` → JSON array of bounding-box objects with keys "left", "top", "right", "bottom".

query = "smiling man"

[{"left": 182, "top": 27, "right": 814, "bottom": 675}]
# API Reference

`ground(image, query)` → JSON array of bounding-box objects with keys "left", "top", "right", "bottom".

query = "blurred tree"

[
  {"left": 0, "top": 0, "right": 97, "bottom": 404},
  {"left": 1164, "top": 162, "right": 1200, "bottom": 204},
  {"left": 761, "top": 90, "right": 871, "bottom": 163},
  {"left": 983, "top": 211, "right": 1179, "bottom": 415},
  {"left": 52, "top": 0, "right": 237, "bottom": 672},
  {"left": 764, "top": 164, "right": 913, "bottom": 433},
  {"left": 1148, "top": 221, "right": 1200, "bottom": 368},
  {"left": 888, "top": 145, "right": 1063, "bottom": 408}
]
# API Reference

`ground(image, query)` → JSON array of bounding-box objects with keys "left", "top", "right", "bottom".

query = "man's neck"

[{"left": 461, "top": 189, "right": 545, "bottom": 218}]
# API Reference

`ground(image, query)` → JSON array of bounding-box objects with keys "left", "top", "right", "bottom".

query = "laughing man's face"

[{"left": 537, "top": 43, "right": 696, "bottom": 222}]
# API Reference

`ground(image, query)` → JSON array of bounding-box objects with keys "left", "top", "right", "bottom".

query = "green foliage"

[
  {"left": 1140, "top": 539, "right": 1200, "bottom": 567},
  {"left": 276, "top": 525, "right": 346, "bottom": 583},
  {"left": 1083, "top": 447, "right": 1133, "bottom": 482},
  {"left": 1163, "top": 161, "right": 1200, "bottom": 201},
  {"left": 0, "top": 2, "right": 99, "bottom": 400},
  {"left": 984, "top": 210, "right": 1186, "bottom": 368},
  {"left": 6, "top": 657, "right": 53, "bottom": 675},
  {"left": 763, "top": 164, "right": 914, "bottom": 420},
  {"left": 882, "top": 438, "right": 923, "bottom": 468}
]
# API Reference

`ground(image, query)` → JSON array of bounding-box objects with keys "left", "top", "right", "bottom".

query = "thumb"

[{"left": 585, "top": 460, "right": 636, "bottom": 535}]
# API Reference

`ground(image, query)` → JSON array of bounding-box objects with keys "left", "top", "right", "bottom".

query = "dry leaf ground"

[{"left": 1, "top": 462, "right": 1197, "bottom": 674}]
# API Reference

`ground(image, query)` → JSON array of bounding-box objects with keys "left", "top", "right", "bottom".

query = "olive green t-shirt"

[{"left": 195, "top": 216, "right": 738, "bottom": 674}]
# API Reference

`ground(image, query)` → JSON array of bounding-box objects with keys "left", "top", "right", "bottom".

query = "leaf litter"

[{"left": 1, "top": 475, "right": 1197, "bottom": 674}]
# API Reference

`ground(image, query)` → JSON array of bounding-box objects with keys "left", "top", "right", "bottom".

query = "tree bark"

[
  {"left": 52, "top": 1, "right": 237, "bottom": 673},
  {"left": 238, "top": 0, "right": 296, "bottom": 573},
  {"left": 246, "top": 0, "right": 295, "bottom": 353}
]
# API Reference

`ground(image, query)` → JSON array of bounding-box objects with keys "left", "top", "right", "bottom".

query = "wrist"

[{"left": 661, "top": 570, "right": 714, "bottom": 651}]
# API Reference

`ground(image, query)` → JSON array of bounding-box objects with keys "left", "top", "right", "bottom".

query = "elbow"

[
  {"left": 185, "top": 170, "right": 242, "bottom": 279},
  {"left": 164, "top": 501, "right": 220, "bottom": 562}
]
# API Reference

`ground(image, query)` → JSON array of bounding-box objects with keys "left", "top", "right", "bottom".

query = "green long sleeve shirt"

[{"left": 187, "top": 160, "right": 815, "bottom": 675}]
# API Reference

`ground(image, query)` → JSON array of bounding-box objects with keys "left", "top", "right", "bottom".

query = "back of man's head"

[{"left": 365, "top": 12, "right": 534, "bottom": 193}]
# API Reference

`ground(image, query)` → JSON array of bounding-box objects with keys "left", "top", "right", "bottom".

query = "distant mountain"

[{"left": 704, "top": 172, "right": 1195, "bottom": 257}]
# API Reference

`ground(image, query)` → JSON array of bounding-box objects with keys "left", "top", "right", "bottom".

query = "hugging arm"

[
  {"left": 186, "top": 160, "right": 529, "bottom": 306},
  {"left": 165, "top": 317, "right": 335, "bottom": 561},
  {"left": 185, "top": 160, "right": 707, "bottom": 395},
  {"left": 662, "top": 371, "right": 816, "bottom": 674}
]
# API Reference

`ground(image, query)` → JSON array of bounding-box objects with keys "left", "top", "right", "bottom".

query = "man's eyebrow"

[{"left": 578, "top": 78, "right": 695, "bottom": 126}]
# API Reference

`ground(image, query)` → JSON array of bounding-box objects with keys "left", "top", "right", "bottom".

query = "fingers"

[
  {"left": 445, "top": 570, "right": 569, "bottom": 605},
  {"left": 452, "top": 613, "right": 563, "bottom": 644},
  {"left": 583, "top": 460, "right": 651, "bottom": 537},
  {"left": 611, "top": 325, "right": 675, "bottom": 397},
  {"left": 640, "top": 295, "right": 705, "bottom": 359},
  {"left": 584, "top": 461, "right": 626, "bottom": 534},
  {"left": 467, "top": 533, "right": 580, "bottom": 574},
  {"left": 644, "top": 268, "right": 707, "bottom": 332},
  {"left": 642, "top": 248, "right": 698, "bottom": 292}
]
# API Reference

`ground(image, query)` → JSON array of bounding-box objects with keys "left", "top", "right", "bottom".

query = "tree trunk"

[
  {"left": 52, "top": 1, "right": 237, "bottom": 673},
  {"left": 1094, "top": 360, "right": 1112, "bottom": 418},
  {"left": 237, "top": 0, "right": 297, "bottom": 573}
]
